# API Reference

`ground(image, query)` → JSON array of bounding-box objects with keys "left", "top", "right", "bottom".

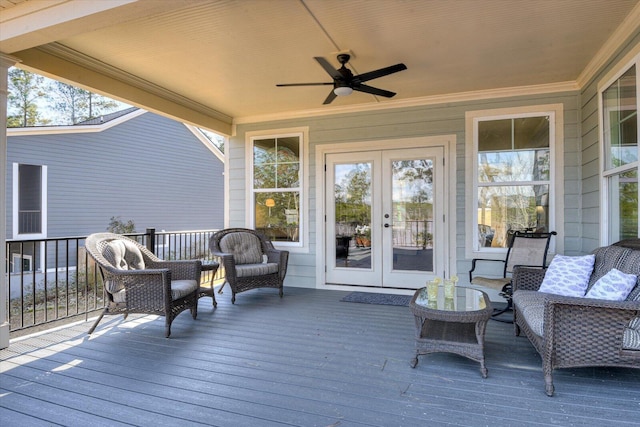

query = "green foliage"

[
  {"left": 107, "top": 216, "right": 136, "bottom": 234},
  {"left": 51, "top": 81, "right": 119, "bottom": 124},
  {"left": 7, "top": 68, "right": 50, "bottom": 127}
]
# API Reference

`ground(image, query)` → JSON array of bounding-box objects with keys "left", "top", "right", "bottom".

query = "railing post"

[{"left": 146, "top": 228, "right": 156, "bottom": 255}]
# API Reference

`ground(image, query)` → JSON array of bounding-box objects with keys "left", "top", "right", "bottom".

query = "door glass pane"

[
  {"left": 334, "top": 162, "right": 372, "bottom": 269},
  {"left": 391, "top": 159, "right": 433, "bottom": 272}
]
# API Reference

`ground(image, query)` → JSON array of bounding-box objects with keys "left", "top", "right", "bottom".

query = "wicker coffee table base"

[{"left": 410, "top": 318, "right": 490, "bottom": 378}]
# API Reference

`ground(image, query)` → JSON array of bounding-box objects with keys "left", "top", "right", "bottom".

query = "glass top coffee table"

[{"left": 409, "top": 286, "right": 493, "bottom": 377}]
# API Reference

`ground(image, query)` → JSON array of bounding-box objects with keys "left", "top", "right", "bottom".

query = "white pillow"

[
  {"left": 584, "top": 268, "right": 638, "bottom": 301},
  {"left": 538, "top": 254, "right": 595, "bottom": 297}
]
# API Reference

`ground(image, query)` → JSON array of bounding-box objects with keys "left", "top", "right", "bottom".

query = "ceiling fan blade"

[
  {"left": 323, "top": 90, "right": 337, "bottom": 105},
  {"left": 314, "top": 57, "right": 342, "bottom": 79},
  {"left": 355, "top": 63, "right": 407, "bottom": 83},
  {"left": 353, "top": 84, "right": 397, "bottom": 98},
  {"left": 276, "top": 82, "right": 333, "bottom": 87}
]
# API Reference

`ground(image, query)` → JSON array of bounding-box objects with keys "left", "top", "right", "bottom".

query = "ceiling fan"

[{"left": 276, "top": 53, "right": 407, "bottom": 104}]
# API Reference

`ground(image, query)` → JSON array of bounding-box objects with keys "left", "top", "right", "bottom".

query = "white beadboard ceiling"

[{"left": 1, "top": 0, "right": 639, "bottom": 134}]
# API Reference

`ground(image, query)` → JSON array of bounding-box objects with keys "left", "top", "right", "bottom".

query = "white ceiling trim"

[{"left": 233, "top": 81, "right": 579, "bottom": 126}]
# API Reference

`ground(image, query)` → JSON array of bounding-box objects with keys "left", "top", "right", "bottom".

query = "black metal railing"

[{"left": 5, "top": 228, "right": 223, "bottom": 333}]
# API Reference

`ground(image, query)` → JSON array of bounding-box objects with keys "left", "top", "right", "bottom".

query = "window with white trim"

[
  {"left": 13, "top": 163, "right": 47, "bottom": 239},
  {"left": 468, "top": 109, "right": 556, "bottom": 253},
  {"left": 600, "top": 57, "right": 639, "bottom": 244},
  {"left": 249, "top": 131, "right": 305, "bottom": 247}
]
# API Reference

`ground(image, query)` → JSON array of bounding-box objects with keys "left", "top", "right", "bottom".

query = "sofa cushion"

[
  {"left": 219, "top": 232, "right": 263, "bottom": 265},
  {"left": 513, "top": 290, "right": 545, "bottom": 337},
  {"left": 538, "top": 254, "right": 595, "bottom": 297},
  {"left": 584, "top": 268, "right": 638, "bottom": 301}
]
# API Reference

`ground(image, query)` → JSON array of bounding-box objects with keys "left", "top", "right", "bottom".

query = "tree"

[
  {"left": 7, "top": 68, "right": 50, "bottom": 127},
  {"left": 50, "top": 81, "right": 118, "bottom": 124},
  {"left": 107, "top": 216, "right": 136, "bottom": 234}
]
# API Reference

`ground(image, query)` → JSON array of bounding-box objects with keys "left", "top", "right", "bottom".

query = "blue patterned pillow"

[
  {"left": 584, "top": 268, "right": 638, "bottom": 301},
  {"left": 538, "top": 254, "right": 595, "bottom": 297}
]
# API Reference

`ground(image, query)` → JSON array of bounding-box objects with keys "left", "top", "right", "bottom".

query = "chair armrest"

[
  {"left": 469, "top": 258, "right": 505, "bottom": 281},
  {"left": 512, "top": 266, "right": 546, "bottom": 292},
  {"left": 209, "top": 252, "right": 237, "bottom": 282},
  {"left": 147, "top": 259, "right": 201, "bottom": 281},
  {"left": 266, "top": 249, "right": 289, "bottom": 281}
]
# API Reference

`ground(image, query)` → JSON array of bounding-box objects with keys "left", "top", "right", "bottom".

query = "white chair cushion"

[{"left": 103, "top": 240, "right": 145, "bottom": 270}]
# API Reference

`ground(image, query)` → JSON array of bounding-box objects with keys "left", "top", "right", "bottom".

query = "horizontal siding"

[{"left": 6, "top": 112, "right": 224, "bottom": 239}]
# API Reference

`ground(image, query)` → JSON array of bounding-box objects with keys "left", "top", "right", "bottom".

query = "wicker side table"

[
  {"left": 198, "top": 261, "right": 220, "bottom": 307},
  {"left": 409, "top": 286, "right": 492, "bottom": 377}
]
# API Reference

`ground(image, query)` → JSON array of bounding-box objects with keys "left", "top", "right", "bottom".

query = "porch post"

[{"left": 0, "top": 53, "right": 20, "bottom": 349}]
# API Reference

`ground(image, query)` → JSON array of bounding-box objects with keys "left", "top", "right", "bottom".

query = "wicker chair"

[
  {"left": 85, "top": 232, "right": 201, "bottom": 337},
  {"left": 512, "top": 239, "right": 640, "bottom": 396},
  {"left": 209, "top": 228, "right": 289, "bottom": 303},
  {"left": 469, "top": 231, "right": 556, "bottom": 318}
]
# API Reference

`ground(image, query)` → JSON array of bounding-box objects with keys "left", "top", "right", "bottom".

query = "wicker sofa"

[{"left": 512, "top": 239, "right": 640, "bottom": 396}]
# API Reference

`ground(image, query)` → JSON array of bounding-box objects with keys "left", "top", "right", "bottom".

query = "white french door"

[{"left": 325, "top": 147, "right": 445, "bottom": 288}]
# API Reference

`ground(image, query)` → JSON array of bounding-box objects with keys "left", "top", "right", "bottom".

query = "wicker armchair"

[
  {"left": 85, "top": 233, "right": 201, "bottom": 337},
  {"left": 512, "top": 239, "right": 640, "bottom": 396},
  {"left": 209, "top": 228, "right": 289, "bottom": 303}
]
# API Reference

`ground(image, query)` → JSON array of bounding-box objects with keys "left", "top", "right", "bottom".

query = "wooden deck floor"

[{"left": 1, "top": 287, "right": 639, "bottom": 426}]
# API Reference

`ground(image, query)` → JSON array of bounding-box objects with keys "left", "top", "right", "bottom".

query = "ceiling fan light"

[{"left": 333, "top": 86, "right": 353, "bottom": 96}]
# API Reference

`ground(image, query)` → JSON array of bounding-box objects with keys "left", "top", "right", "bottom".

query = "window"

[
  {"left": 13, "top": 163, "right": 47, "bottom": 238},
  {"left": 248, "top": 129, "right": 307, "bottom": 248},
  {"left": 600, "top": 58, "right": 639, "bottom": 244},
  {"left": 466, "top": 105, "right": 561, "bottom": 256},
  {"left": 10, "top": 254, "right": 32, "bottom": 273}
]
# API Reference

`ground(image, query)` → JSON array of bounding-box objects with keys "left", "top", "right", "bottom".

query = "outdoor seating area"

[
  {"left": 1, "top": 287, "right": 639, "bottom": 425},
  {"left": 512, "top": 239, "right": 640, "bottom": 396}
]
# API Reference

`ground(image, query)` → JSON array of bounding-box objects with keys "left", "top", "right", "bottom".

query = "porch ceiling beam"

[{"left": 10, "top": 44, "right": 233, "bottom": 136}]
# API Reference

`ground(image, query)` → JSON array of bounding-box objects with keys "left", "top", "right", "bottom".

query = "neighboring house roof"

[{"left": 75, "top": 107, "right": 140, "bottom": 125}]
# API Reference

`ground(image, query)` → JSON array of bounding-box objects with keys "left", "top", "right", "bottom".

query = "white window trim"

[
  {"left": 12, "top": 163, "right": 47, "bottom": 240},
  {"left": 245, "top": 127, "right": 309, "bottom": 253},
  {"left": 465, "top": 104, "right": 564, "bottom": 260},
  {"left": 597, "top": 52, "right": 640, "bottom": 245}
]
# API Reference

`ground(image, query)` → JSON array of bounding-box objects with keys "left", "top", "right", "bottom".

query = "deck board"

[{"left": 1, "top": 287, "right": 638, "bottom": 426}]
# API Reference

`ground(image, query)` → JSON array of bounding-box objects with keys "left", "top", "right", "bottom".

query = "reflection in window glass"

[
  {"left": 252, "top": 135, "right": 302, "bottom": 243},
  {"left": 476, "top": 116, "right": 551, "bottom": 249},
  {"left": 603, "top": 66, "right": 637, "bottom": 170},
  {"left": 601, "top": 63, "right": 639, "bottom": 244}
]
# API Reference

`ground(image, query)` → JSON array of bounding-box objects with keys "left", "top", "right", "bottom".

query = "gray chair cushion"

[
  {"left": 103, "top": 240, "right": 145, "bottom": 270},
  {"left": 170, "top": 279, "right": 199, "bottom": 300},
  {"left": 624, "top": 317, "right": 640, "bottom": 351},
  {"left": 236, "top": 263, "right": 279, "bottom": 278},
  {"left": 219, "top": 232, "right": 263, "bottom": 265}
]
